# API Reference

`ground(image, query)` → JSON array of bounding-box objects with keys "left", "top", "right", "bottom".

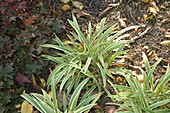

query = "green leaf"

[
  {"left": 112, "top": 85, "right": 131, "bottom": 90},
  {"left": 41, "top": 44, "right": 72, "bottom": 54},
  {"left": 155, "top": 65, "right": 170, "bottom": 94},
  {"left": 47, "top": 63, "right": 67, "bottom": 86},
  {"left": 68, "top": 78, "right": 89, "bottom": 111},
  {"left": 51, "top": 72, "right": 60, "bottom": 113},
  {"left": 96, "top": 62, "right": 106, "bottom": 87},
  {"left": 53, "top": 33, "right": 64, "bottom": 47},
  {"left": 41, "top": 55, "right": 64, "bottom": 64},
  {"left": 68, "top": 14, "right": 88, "bottom": 48},
  {"left": 74, "top": 104, "right": 96, "bottom": 113},
  {"left": 154, "top": 109, "right": 170, "bottom": 113},
  {"left": 131, "top": 101, "right": 142, "bottom": 113},
  {"left": 133, "top": 78, "right": 148, "bottom": 107},
  {"left": 82, "top": 57, "right": 92, "bottom": 73},
  {"left": 98, "top": 23, "right": 117, "bottom": 43},
  {"left": 148, "top": 99, "right": 170, "bottom": 110}
]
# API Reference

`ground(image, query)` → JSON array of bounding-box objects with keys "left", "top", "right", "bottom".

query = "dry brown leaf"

[
  {"left": 49, "top": 67, "right": 53, "bottom": 73},
  {"left": 76, "top": 11, "right": 91, "bottom": 18},
  {"left": 48, "top": 4, "right": 58, "bottom": 16},
  {"left": 165, "top": 32, "right": 170, "bottom": 38},
  {"left": 159, "top": 27, "right": 166, "bottom": 32},
  {"left": 61, "top": 0, "right": 70, "bottom": 3},
  {"left": 148, "top": 7, "right": 158, "bottom": 15},
  {"left": 151, "top": 2, "right": 159, "bottom": 13},
  {"left": 31, "top": 73, "right": 37, "bottom": 88},
  {"left": 119, "top": 18, "right": 127, "bottom": 28},
  {"left": 162, "top": 59, "right": 169, "bottom": 65},
  {"left": 153, "top": 51, "right": 159, "bottom": 60},
  {"left": 105, "top": 105, "right": 116, "bottom": 113},
  {"left": 61, "top": 5, "right": 71, "bottom": 11},
  {"left": 160, "top": 40, "right": 170, "bottom": 46},
  {"left": 23, "top": 16, "right": 38, "bottom": 26}
]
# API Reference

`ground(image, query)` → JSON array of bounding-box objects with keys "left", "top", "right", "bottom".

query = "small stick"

[
  {"left": 99, "top": 3, "right": 120, "bottom": 18},
  {"left": 131, "top": 27, "right": 151, "bottom": 41}
]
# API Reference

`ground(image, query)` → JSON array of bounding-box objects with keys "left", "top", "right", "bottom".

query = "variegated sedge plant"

[
  {"left": 41, "top": 14, "right": 139, "bottom": 94},
  {"left": 21, "top": 76, "right": 102, "bottom": 113},
  {"left": 107, "top": 52, "right": 170, "bottom": 113},
  {"left": 21, "top": 15, "right": 139, "bottom": 112}
]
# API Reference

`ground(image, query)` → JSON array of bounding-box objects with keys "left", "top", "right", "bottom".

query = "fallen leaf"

[
  {"left": 160, "top": 40, "right": 170, "bottom": 46},
  {"left": 143, "top": 14, "right": 154, "bottom": 20},
  {"left": 151, "top": 2, "right": 159, "bottom": 13},
  {"left": 76, "top": 11, "right": 91, "bottom": 18},
  {"left": 15, "top": 72, "right": 32, "bottom": 85},
  {"left": 61, "top": 5, "right": 71, "bottom": 11},
  {"left": 148, "top": 7, "right": 158, "bottom": 15},
  {"left": 142, "top": 0, "right": 150, "bottom": 3},
  {"left": 21, "top": 101, "right": 33, "bottom": 113},
  {"left": 39, "top": 77, "right": 46, "bottom": 88},
  {"left": 153, "top": 51, "right": 159, "bottom": 60},
  {"left": 119, "top": 18, "right": 127, "bottom": 28},
  {"left": 116, "top": 59, "right": 125, "bottom": 67},
  {"left": 23, "top": 16, "right": 38, "bottom": 26},
  {"left": 72, "top": 0, "right": 84, "bottom": 9},
  {"left": 48, "top": 4, "right": 58, "bottom": 16},
  {"left": 49, "top": 67, "right": 53, "bottom": 73},
  {"left": 61, "top": 0, "right": 70, "bottom": 3},
  {"left": 162, "top": 59, "right": 169, "bottom": 65},
  {"left": 48, "top": 91, "right": 52, "bottom": 99},
  {"left": 105, "top": 105, "right": 116, "bottom": 113},
  {"left": 31, "top": 73, "right": 37, "bottom": 88},
  {"left": 165, "top": 32, "right": 170, "bottom": 38},
  {"left": 159, "top": 27, "right": 166, "bottom": 32},
  {"left": 15, "top": 104, "right": 21, "bottom": 108}
]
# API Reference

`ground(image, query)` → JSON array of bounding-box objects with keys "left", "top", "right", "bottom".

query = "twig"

[
  {"left": 99, "top": 3, "right": 120, "bottom": 18},
  {"left": 131, "top": 27, "right": 151, "bottom": 41}
]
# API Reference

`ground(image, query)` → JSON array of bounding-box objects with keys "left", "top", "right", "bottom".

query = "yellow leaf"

[
  {"left": 160, "top": 40, "right": 170, "bottom": 46},
  {"left": 61, "top": 0, "right": 70, "bottom": 3},
  {"left": 61, "top": 5, "right": 71, "bottom": 11},
  {"left": 142, "top": 0, "right": 150, "bottom": 3},
  {"left": 48, "top": 91, "right": 52, "bottom": 99},
  {"left": 49, "top": 67, "right": 53, "bottom": 73},
  {"left": 21, "top": 101, "right": 33, "bottom": 113},
  {"left": 39, "top": 77, "right": 46, "bottom": 88},
  {"left": 15, "top": 104, "right": 21, "bottom": 108},
  {"left": 143, "top": 14, "right": 154, "bottom": 20}
]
